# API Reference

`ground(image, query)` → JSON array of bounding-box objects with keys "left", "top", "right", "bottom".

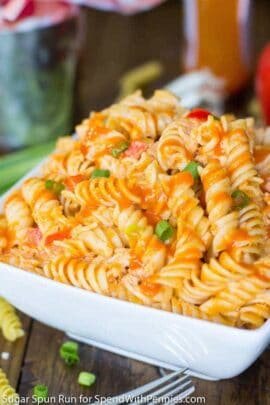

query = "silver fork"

[{"left": 94, "top": 369, "right": 194, "bottom": 404}]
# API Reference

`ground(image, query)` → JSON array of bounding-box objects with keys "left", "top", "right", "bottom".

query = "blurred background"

[
  {"left": 0, "top": 0, "right": 270, "bottom": 191},
  {"left": 74, "top": 0, "right": 269, "bottom": 119}
]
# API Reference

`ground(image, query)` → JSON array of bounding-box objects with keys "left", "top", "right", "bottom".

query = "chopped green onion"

[
  {"left": 61, "top": 341, "right": 78, "bottom": 352},
  {"left": 91, "top": 169, "right": 110, "bottom": 179},
  {"left": 231, "top": 190, "right": 250, "bottom": 209},
  {"left": 33, "top": 384, "right": 48, "bottom": 402},
  {"left": 45, "top": 179, "right": 65, "bottom": 196},
  {"left": 45, "top": 179, "right": 54, "bottom": 190},
  {"left": 78, "top": 372, "right": 96, "bottom": 387},
  {"left": 60, "top": 341, "right": 79, "bottom": 366},
  {"left": 0, "top": 140, "right": 55, "bottom": 196},
  {"left": 155, "top": 220, "right": 174, "bottom": 242},
  {"left": 182, "top": 161, "right": 200, "bottom": 180},
  {"left": 111, "top": 141, "right": 129, "bottom": 158}
]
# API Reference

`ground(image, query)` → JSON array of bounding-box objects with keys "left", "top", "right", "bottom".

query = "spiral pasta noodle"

[
  {"left": 238, "top": 291, "right": 270, "bottom": 328},
  {"left": 113, "top": 206, "right": 166, "bottom": 275},
  {"left": 160, "top": 172, "right": 212, "bottom": 248},
  {"left": 0, "top": 298, "right": 24, "bottom": 342},
  {"left": 200, "top": 256, "right": 270, "bottom": 316},
  {"left": 22, "top": 178, "right": 68, "bottom": 238},
  {"left": 4, "top": 192, "right": 34, "bottom": 246},
  {"left": 0, "top": 368, "right": 19, "bottom": 404},
  {"left": 44, "top": 251, "right": 130, "bottom": 296},
  {"left": 196, "top": 116, "right": 225, "bottom": 164},
  {"left": 200, "top": 159, "right": 239, "bottom": 256},
  {"left": 74, "top": 177, "right": 141, "bottom": 209},
  {"left": 224, "top": 128, "right": 266, "bottom": 261},
  {"left": 0, "top": 90, "right": 269, "bottom": 329},
  {"left": 156, "top": 118, "right": 198, "bottom": 171},
  {"left": 171, "top": 297, "right": 233, "bottom": 326},
  {"left": 103, "top": 90, "right": 183, "bottom": 141}
]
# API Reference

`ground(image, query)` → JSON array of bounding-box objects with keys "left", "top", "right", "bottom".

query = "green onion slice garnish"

[
  {"left": 45, "top": 179, "right": 65, "bottom": 195},
  {"left": 111, "top": 141, "right": 129, "bottom": 158},
  {"left": 33, "top": 385, "right": 48, "bottom": 402},
  {"left": 78, "top": 372, "right": 96, "bottom": 387},
  {"left": 155, "top": 220, "right": 174, "bottom": 242},
  {"left": 60, "top": 341, "right": 79, "bottom": 366},
  {"left": 91, "top": 169, "right": 110, "bottom": 179},
  {"left": 182, "top": 161, "right": 200, "bottom": 180},
  {"left": 231, "top": 190, "right": 250, "bottom": 209},
  {"left": 45, "top": 179, "right": 54, "bottom": 190}
]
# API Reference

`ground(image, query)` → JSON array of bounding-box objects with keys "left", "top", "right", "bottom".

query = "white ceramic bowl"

[{"left": 0, "top": 165, "right": 269, "bottom": 381}]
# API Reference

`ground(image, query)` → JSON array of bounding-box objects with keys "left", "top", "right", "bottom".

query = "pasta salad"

[{"left": 0, "top": 90, "right": 269, "bottom": 329}]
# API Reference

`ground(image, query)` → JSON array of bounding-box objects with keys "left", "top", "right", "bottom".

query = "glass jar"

[
  {"left": 0, "top": 2, "right": 80, "bottom": 150},
  {"left": 183, "top": 0, "right": 252, "bottom": 94}
]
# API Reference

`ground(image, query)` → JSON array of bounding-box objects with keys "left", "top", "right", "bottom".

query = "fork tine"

[
  {"left": 146, "top": 374, "right": 191, "bottom": 399},
  {"left": 103, "top": 369, "right": 188, "bottom": 404},
  {"left": 166, "top": 385, "right": 195, "bottom": 404},
  {"left": 145, "top": 375, "right": 194, "bottom": 405}
]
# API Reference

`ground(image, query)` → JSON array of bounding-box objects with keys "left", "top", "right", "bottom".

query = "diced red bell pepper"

[
  {"left": 123, "top": 141, "right": 148, "bottom": 159},
  {"left": 45, "top": 229, "right": 71, "bottom": 245},
  {"left": 187, "top": 108, "right": 211, "bottom": 121}
]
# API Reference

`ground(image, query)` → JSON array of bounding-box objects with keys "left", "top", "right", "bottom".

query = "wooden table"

[{"left": 1, "top": 1, "right": 270, "bottom": 404}]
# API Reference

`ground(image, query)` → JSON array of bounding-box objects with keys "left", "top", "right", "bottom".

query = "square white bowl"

[{"left": 0, "top": 163, "right": 269, "bottom": 381}]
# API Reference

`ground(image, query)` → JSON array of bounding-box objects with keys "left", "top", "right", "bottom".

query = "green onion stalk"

[{"left": 0, "top": 141, "right": 55, "bottom": 195}]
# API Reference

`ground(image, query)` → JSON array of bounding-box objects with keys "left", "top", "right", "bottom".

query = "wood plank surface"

[
  {"left": 15, "top": 320, "right": 270, "bottom": 404},
  {"left": 0, "top": 1, "right": 270, "bottom": 404},
  {"left": 0, "top": 313, "right": 31, "bottom": 388}
]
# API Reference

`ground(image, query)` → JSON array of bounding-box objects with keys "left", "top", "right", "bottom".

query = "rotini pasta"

[
  {"left": 0, "top": 91, "right": 269, "bottom": 329},
  {"left": 4, "top": 191, "right": 34, "bottom": 246},
  {"left": 0, "top": 368, "right": 19, "bottom": 405},
  {"left": 0, "top": 298, "right": 24, "bottom": 342},
  {"left": 200, "top": 159, "right": 239, "bottom": 256},
  {"left": 156, "top": 118, "right": 199, "bottom": 171},
  {"left": 224, "top": 128, "right": 266, "bottom": 261}
]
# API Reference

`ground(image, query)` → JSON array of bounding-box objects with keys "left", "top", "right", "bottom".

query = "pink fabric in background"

[
  {"left": 71, "top": 0, "right": 165, "bottom": 14},
  {"left": 0, "top": 0, "right": 165, "bottom": 22}
]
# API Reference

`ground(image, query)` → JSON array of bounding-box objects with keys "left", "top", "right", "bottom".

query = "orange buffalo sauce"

[
  {"left": 64, "top": 175, "right": 86, "bottom": 191},
  {"left": 80, "top": 143, "right": 89, "bottom": 156},
  {"left": 165, "top": 172, "right": 194, "bottom": 197},
  {"left": 225, "top": 229, "right": 251, "bottom": 255},
  {"left": 231, "top": 229, "right": 250, "bottom": 245},
  {"left": 6, "top": 228, "right": 15, "bottom": 250},
  {"left": 140, "top": 279, "right": 161, "bottom": 297},
  {"left": 90, "top": 126, "right": 111, "bottom": 141},
  {"left": 213, "top": 142, "right": 223, "bottom": 157},
  {"left": 201, "top": 168, "right": 224, "bottom": 190},
  {"left": 212, "top": 192, "right": 232, "bottom": 206},
  {"left": 130, "top": 254, "right": 143, "bottom": 272},
  {"left": 88, "top": 112, "right": 106, "bottom": 128},
  {"left": 143, "top": 210, "right": 160, "bottom": 227},
  {"left": 254, "top": 146, "right": 270, "bottom": 164},
  {"left": 74, "top": 205, "right": 98, "bottom": 224}
]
